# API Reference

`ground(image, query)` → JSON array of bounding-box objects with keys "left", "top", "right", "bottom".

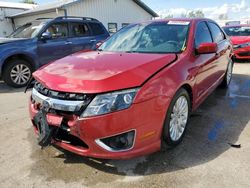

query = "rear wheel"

[
  {"left": 162, "top": 88, "right": 191, "bottom": 149},
  {"left": 221, "top": 59, "right": 233, "bottom": 88},
  {"left": 2, "top": 59, "right": 33, "bottom": 88}
]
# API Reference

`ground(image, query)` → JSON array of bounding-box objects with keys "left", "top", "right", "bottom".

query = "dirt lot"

[{"left": 0, "top": 62, "right": 250, "bottom": 188}]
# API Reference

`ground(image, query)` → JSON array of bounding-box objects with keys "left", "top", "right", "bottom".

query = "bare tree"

[
  {"left": 180, "top": 13, "right": 187, "bottom": 18},
  {"left": 187, "top": 10, "right": 205, "bottom": 18},
  {"left": 165, "top": 14, "right": 174, "bottom": 19},
  {"left": 218, "top": 14, "right": 228, "bottom": 20},
  {"left": 20, "top": 0, "right": 36, "bottom": 4}
]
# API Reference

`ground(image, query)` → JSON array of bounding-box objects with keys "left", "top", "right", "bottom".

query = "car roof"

[
  {"left": 222, "top": 24, "right": 250, "bottom": 28},
  {"left": 35, "top": 16, "right": 101, "bottom": 24},
  {"left": 136, "top": 18, "right": 216, "bottom": 25}
]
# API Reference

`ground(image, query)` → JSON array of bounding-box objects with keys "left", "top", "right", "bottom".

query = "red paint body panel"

[
  {"left": 230, "top": 36, "right": 250, "bottom": 45},
  {"left": 234, "top": 46, "right": 250, "bottom": 59},
  {"left": 29, "top": 18, "right": 232, "bottom": 159},
  {"left": 33, "top": 51, "right": 176, "bottom": 93}
]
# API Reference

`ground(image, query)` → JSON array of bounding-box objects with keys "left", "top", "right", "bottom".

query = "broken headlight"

[{"left": 80, "top": 88, "right": 139, "bottom": 118}]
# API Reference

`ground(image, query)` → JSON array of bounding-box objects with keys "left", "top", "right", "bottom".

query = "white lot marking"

[{"left": 229, "top": 93, "right": 250, "bottom": 99}]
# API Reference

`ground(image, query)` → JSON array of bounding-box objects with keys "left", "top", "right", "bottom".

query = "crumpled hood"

[
  {"left": 0, "top": 37, "right": 27, "bottom": 44},
  {"left": 33, "top": 51, "right": 177, "bottom": 93},
  {"left": 230, "top": 36, "right": 250, "bottom": 45}
]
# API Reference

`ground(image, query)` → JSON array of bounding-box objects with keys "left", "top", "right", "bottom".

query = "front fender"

[
  {"left": 135, "top": 59, "right": 194, "bottom": 105},
  {"left": 0, "top": 41, "right": 39, "bottom": 76}
]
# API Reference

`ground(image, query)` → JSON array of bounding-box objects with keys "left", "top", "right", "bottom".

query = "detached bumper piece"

[
  {"left": 33, "top": 108, "right": 55, "bottom": 147},
  {"left": 32, "top": 113, "right": 89, "bottom": 150}
]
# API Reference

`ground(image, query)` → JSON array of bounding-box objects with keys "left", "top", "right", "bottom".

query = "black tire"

[
  {"left": 2, "top": 59, "right": 33, "bottom": 88},
  {"left": 162, "top": 88, "right": 191, "bottom": 150},
  {"left": 220, "top": 59, "right": 233, "bottom": 88}
]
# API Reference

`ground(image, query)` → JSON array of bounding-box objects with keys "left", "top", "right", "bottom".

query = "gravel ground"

[{"left": 0, "top": 62, "right": 250, "bottom": 188}]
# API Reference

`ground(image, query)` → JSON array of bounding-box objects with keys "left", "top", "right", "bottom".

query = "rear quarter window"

[
  {"left": 89, "top": 23, "right": 106, "bottom": 35},
  {"left": 208, "top": 22, "right": 225, "bottom": 43}
]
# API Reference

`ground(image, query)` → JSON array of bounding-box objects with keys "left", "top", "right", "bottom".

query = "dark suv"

[{"left": 0, "top": 16, "right": 109, "bottom": 87}]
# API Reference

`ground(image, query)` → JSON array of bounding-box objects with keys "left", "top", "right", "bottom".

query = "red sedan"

[
  {"left": 29, "top": 18, "right": 233, "bottom": 159},
  {"left": 223, "top": 24, "right": 250, "bottom": 60}
]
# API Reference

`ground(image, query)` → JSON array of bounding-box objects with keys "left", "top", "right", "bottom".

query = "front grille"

[
  {"left": 32, "top": 80, "right": 95, "bottom": 115},
  {"left": 34, "top": 81, "right": 94, "bottom": 101},
  {"left": 238, "top": 52, "right": 250, "bottom": 57}
]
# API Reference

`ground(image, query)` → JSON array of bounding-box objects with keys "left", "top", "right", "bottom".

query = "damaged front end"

[{"left": 30, "top": 81, "right": 94, "bottom": 149}]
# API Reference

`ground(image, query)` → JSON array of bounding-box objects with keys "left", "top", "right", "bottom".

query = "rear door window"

[
  {"left": 208, "top": 22, "right": 225, "bottom": 43},
  {"left": 195, "top": 22, "right": 213, "bottom": 48},
  {"left": 88, "top": 22, "right": 105, "bottom": 35},
  {"left": 70, "top": 22, "right": 90, "bottom": 37}
]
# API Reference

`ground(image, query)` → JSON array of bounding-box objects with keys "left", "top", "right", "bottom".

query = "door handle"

[
  {"left": 90, "top": 39, "right": 97, "bottom": 42},
  {"left": 65, "top": 41, "right": 72, "bottom": 45}
]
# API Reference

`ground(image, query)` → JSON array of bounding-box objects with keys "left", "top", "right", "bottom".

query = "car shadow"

[
  {"left": 27, "top": 73, "right": 250, "bottom": 183},
  {"left": 0, "top": 80, "right": 27, "bottom": 93}
]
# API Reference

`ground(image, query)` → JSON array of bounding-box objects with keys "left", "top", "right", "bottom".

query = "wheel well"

[
  {"left": 2, "top": 54, "right": 35, "bottom": 73},
  {"left": 181, "top": 84, "right": 193, "bottom": 109}
]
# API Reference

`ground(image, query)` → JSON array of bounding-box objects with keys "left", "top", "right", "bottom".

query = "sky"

[{"left": 5, "top": 0, "right": 250, "bottom": 20}]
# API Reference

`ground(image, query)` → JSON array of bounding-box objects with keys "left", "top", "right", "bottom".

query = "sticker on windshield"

[{"left": 168, "top": 21, "right": 190, "bottom": 25}]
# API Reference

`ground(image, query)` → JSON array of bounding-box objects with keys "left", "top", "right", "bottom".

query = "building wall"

[
  {"left": 13, "top": 10, "right": 65, "bottom": 27},
  {"left": 67, "top": 0, "right": 153, "bottom": 31},
  {"left": 0, "top": 8, "right": 25, "bottom": 37},
  {"left": 13, "top": 0, "right": 153, "bottom": 32}
]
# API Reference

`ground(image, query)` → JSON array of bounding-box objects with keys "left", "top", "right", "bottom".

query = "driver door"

[
  {"left": 37, "top": 22, "right": 72, "bottom": 65},
  {"left": 194, "top": 21, "right": 220, "bottom": 98}
]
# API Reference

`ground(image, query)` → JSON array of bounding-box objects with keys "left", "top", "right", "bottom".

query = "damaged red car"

[
  {"left": 29, "top": 18, "right": 234, "bottom": 159},
  {"left": 223, "top": 24, "right": 250, "bottom": 60}
]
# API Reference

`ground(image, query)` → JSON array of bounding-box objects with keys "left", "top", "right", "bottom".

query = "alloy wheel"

[
  {"left": 169, "top": 96, "right": 189, "bottom": 141},
  {"left": 226, "top": 60, "right": 233, "bottom": 85},
  {"left": 10, "top": 64, "right": 31, "bottom": 85}
]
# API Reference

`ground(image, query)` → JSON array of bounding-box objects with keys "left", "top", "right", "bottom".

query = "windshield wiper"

[
  {"left": 125, "top": 51, "right": 142, "bottom": 53},
  {"left": 125, "top": 51, "right": 175, "bottom": 54}
]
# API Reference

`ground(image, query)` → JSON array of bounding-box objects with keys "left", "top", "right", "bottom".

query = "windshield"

[
  {"left": 223, "top": 26, "right": 250, "bottom": 36},
  {"left": 9, "top": 21, "right": 45, "bottom": 38},
  {"left": 99, "top": 21, "right": 190, "bottom": 54}
]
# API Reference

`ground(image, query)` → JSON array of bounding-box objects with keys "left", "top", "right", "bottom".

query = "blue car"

[{"left": 0, "top": 16, "right": 109, "bottom": 87}]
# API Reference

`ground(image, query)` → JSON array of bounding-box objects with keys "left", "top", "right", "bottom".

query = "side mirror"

[
  {"left": 40, "top": 32, "right": 52, "bottom": 41},
  {"left": 196, "top": 42, "right": 218, "bottom": 54}
]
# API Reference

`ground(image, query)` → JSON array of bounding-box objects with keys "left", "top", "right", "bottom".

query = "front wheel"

[
  {"left": 2, "top": 59, "right": 33, "bottom": 88},
  {"left": 162, "top": 88, "right": 191, "bottom": 149}
]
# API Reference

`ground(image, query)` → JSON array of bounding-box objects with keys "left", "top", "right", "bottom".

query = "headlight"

[{"left": 81, "top": 88, "right": 139, "bottom": 118}]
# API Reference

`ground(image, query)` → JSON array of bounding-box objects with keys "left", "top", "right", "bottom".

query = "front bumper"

[
  {"left": 29, "top": 94, "right": 169, "bottom": 159},
  {"left": 234, "top": 46, "right": 250, "bottom": 60}
]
